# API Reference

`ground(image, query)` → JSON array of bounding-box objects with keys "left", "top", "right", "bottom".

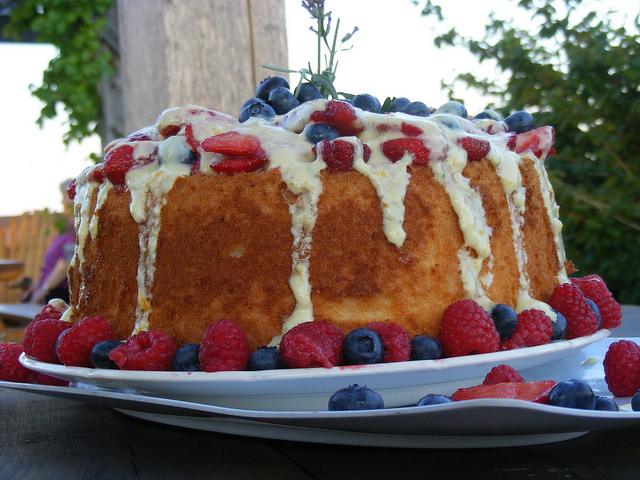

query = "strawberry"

[
  {"left": 452, "top": 380, "right": 557, "bottom": 403},
  {"left": 103, "top": 144, "right": 157, "bottom": 185},
  {"left": 515, "top": 126, "right": 556, "bottom": 158},
  {"left": 66, "top": 178, "right": 77, "bottom": 201},
  {"left": 202, "top": 132, "right": 267, "bottom": 173},
  {"left": 457, "top": 136, "right": 491, "bottom": 161},
  {"left": 309, "top": 100, "right": 364, "bottom": 137},
  {"left": 212, "top": 157, "right": 266, "bottom": 174},
  {"left": 376, "top": 123, "right": 423, "bottom": 137},
  {"left": 315, "top": 138, "right": 371, "bottom": 171},
  {"left": 87, "top": 164, "right": 106, "bottom": 183},
  {"left": 381, "top": 137, "right": 431, "bottom": 166}
]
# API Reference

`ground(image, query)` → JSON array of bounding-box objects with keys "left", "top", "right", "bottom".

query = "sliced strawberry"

[
  {"left": 316, "top": 139, "right": 357, "bottom": 171},
  {"left": 212, "top": 157, "right": 266, "bottom": 174},
  {"left": 87, "top": 164, "right": 106, "bottom": 183},
  {"left": 505, "top": 132, "right": 517, "bottom": 151},
  {"left": 376, "top": 122, "right": 423, "bottom": 137},
  {"left": 103, "top": 144, "right": 156, "bottom": 185},
  {"left": 309, "top": 100, "right": 364, "bottom": 137},
  {"left": 184, "top": 124, "right": 199, "bottom": 150},
  {"left": 201, "top": 131, "right": 265, "bottom": 158},
  {"left": 66, "top": 178, "right": 77, "bottom": 201},
  {"left": 515, "top": 126, "right": 555, "bottom": 158},
  {"left": 157, "top": 106, "right": 234, "bottom": 137},
  {"left": 381, "top": 137, "right": 431, "bottom": 165},
  {"left": 451, "top": 380, "right": 558, "bottom": 403},
  {"left": 457, "top": 136, "right": 491, "bottom": 161}
]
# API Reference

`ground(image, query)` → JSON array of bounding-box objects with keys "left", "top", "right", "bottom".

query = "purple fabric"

[{"left": 39, "top": 230, "right": 75, "bottom": 289}]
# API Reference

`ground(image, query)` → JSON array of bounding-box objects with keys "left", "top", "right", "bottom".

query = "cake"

[{"left": 62, "top": 94, "right": 570, "bottom": 352}]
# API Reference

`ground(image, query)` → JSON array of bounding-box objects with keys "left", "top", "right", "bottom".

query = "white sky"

[{"left": 0, "top": 0, "right": 635, "bottom": 216}]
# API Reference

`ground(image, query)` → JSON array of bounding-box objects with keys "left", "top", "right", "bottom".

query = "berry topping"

[
  {"left": 328, "top": 384, "right": 384, "bottom": 411},
  {"left": 305, "top": 123, "right": 340, "bottom": 144},
  {"left": 435, "top": 100, "right": 468, "bottom": 118},
  {"left": 366, "top": 321, "right": 411, "bottom": 363},
  {"left": 157, "top": 136, "right": 198, "bottom": 167},
  {"left": 202, "top": 132, "right": 267, "bottom": 173},
  {"left": 103, "top": 144, "right": 157, "bottom": 185},
  {"left": 632, "top": 391, "right": 640, "bottom": 411},
  {"left": 23, "top": 319, "right": 70, "bottom": 364},
  {"left": 351, "top": 93, "right": 382, "bottom": 113},
  {"left": 56, "top": 316, "right": 115, "bottom": 368},
  {"left": 409, "top": 334, "right": 442, "bottom": 360},
  {"left": 295, "top": 82, "right": 323, "bottom": 103},
  {"left": 198, "top": 319, "right": 250, "bottom": 372},
  {"left": 268, "top": 86, "right": 300, "bottom": 115},
  {"left": 239, "top": 98, "right": 276, "bottom": 123},
  {"left": 439, "top": 300, "right": 500, "bottom": 357},
  {"left": 551, "top": 310, "right": 568, "bottom": 340},
  {"left": 547, "top": 282, "right": 599, "bottom": 339},
  {"left": 279, "top": 321, "right": 344, "bottom": 369},
  {"left": 109, "top": 330, "right": 178, "bottom": 371},
  {"left": 489, "top": 304, "right": 518, "bottom": 339},
  {"left": 246, "top": 346, "right": 286, "bottom": 371},
  {"left": 254, "top": 76, "right": 290, "bottom": 101},
  {"left": 316, "top": 138, "right": 367, "bottom": 171},
  {"left": 571, "top": 274, "right": 622, "bottom": 329},
  {"left": 342, "top": 328, "right": 384, "bottom": 365},
  {"left": 90, "top": 340, "right": 122, "bottom": 369},
  {"left": 473, "top": 110, "right": 502, "bottom": 121},
  {"left": 504, "top": 111, "right": 535, "bottom": 134},
  {"left": 381, "top": 137, "right": 431, "bottom": 165},
  {"left": 593, "top": 396, "right": 619, "bottom": 411},
  {"left": 547, "top": 379, "right": 596, "bottom": 409},
  {"left": 402, "top": 101, "right": 431, "bottom": 117},
  {"left": 451, "top": 380, "right": 557, "bottom": 403},
  {"left": 514, "top": 125, "right": 555, "bottom": 158},
  {"left": 66, "top": 178, "right": 77, "bottom": 201},
  {"left": 172, "top": 343, "right": 201, "bottom": 372},
  {"left": 416, "top": 394, "right": 453, "bottom": 406},
  {"left": 482, "top": 364, "right": 525, "bottom": 385},
  {"left": 603, "top": 340, "right": 640, "bottom": 396},
  {"left": 309, "top": 100, "right": 364, "bottom": 137},
  {"left": 456, "top": 136, "right": 491, "bottom": 161},
  {"left": 0, "top": 343, "right": 34, "bottom": 383},
  {"left": 499, "top": 309, "right": 553, "bottom": 351},
  {"left": 388, "top": 97, "right": 411, "bottom": 113}
]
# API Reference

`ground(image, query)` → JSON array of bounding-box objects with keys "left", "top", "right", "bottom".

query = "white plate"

[{"left": 20, "top": 329, "right": 610, "bottom": 411}]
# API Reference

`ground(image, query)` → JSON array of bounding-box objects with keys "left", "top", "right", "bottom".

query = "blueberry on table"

[
  {"left": 490, "top": 304, "right": 518, "bottom": 339},
  {"left": 268, "top": 86, "right": 300, "bottom": 115},
  {"left": 547, "top": 379, "right": 596, "bottom": 410},
  {"left": 351, "top": 93, "right": 382, "bottom": 113},
  {"left": 402, "top": 101, "right": 431, "bottom": 117},
  {"left": 417, "top": 394, "right": 453, "bottom": 406},
  {"left": 593, "top": 396, "right": 619, "bottom": 411},
  {"left": 90, "top": 340, "right": 122, "bottom": 369},
  {"left": 173, "top": 343, "right": 201, "bottom": 371},
  {"left": 410, "top": 334, "right": 442, "bottom": 360},
  {"left": 435, "top": 100, "right": 468, "bottom": 118},
  {"left": 342, "top": 328, "right": 384, "bottom": 365},
  {"left": 239, "top": 99, "right": 276, "bottom": 122},
  {"left": 246, "top": 346, "right": 286, "bottom": 371},
  {"left": 389, "top": 97, "right": 411, "bottom": 112},
  {"left": 328, "top": 384, "right": 385, "bottom": 411},
  {"left": 305, "top": 123, "right": 340, "bottom": 144},
  {"left": 254, "top": 76, "right": 290, "bottom": 101},
  {"left": 296, "top": 82, "right": 323, "bottom": 103},
  {"left": 504, "top": 111, "right": 535, "bottom": 134},
  {"left": 551, "top": 310, "right": 568, "bottom": 340}
]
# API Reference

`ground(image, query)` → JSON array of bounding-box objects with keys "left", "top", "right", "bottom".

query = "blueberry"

[
  {"left": 435, "top": 100, "right": 468, "bottom": 118},
  {"left": 296, "top": 82, "right": 323, "bottom": 103},
  {"left": 389, "top": 97, "right": 411, "bottom": 112},
  {"left": 402, "top": 101, "right": 431, "bottom": 117},
  {"left": 547, "top": 379, "right": 596, "bottom": 410},
  {"left": 585, "top": 298, "right": 601, "bottom": 328},
  {"left": 239, "top": 99, "right": 276, "bottom": 122},
  {"left": 504, "top": 111, "right": 535, "bottom": 134},
  {"left": 268, "top": 86, "right": 300, "bottom": 115},
  {"left": 158, "top": 136, "right": 197, "bottom": 166},
  {"left": 435, "top": 114, "right": 462, "bottom": 130},
  {"left": 417, "top": 394, "right": 453, "bottom": 406},
  {"left": 352, "top": 93, "right": 382, "bottom": 113},
  {"left": 473, "top": 110, "right": 502, "bottom": 121},
  {"left": 632, "top": 390, "right": 640, "bottom": 411},
  {"left": 593, "top": 396, "right": 619, "bottom": 411},
  {"left": 254, "top": 76, "right": 290, "bottom": 101},
  {"left": 90, "top": 340, "right": 122, "bottom": 369},
  {"left": 328, "top": 384, "right": 385, "bottom": 411},
  {"left": 490, "top": 304, "right": 518, "bottom": 340},
  {"left": 173, "top": 343, "right": 201, "bottom": 371},
  {"left": 342, "top": 328, "right": 384, "bottom": 365},
  {"left": 246, "top": 346, "right": 286, "bottom": 371},
  {"left": 410, "top": 335, "right": 442, "bottom": 360},
  {"left": 551, "top": 310, "right": 568, "bottom": 340},
  {"left": 305, "top": 123, "right": 340, "bottom": 144}
]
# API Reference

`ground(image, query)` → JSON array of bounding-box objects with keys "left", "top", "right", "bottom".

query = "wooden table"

[
  {"left": 0, "top": 259, "right": 24, "bottom": 281},
  {"left": 2, "top": 307, "right": 640, "bottom": 480}
]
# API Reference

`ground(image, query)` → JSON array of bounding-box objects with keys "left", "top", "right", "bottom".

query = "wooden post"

[{"left": 116, "top": 0, "right": 289, "bottom": 134}]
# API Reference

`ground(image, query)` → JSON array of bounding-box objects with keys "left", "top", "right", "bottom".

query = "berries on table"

[
  {"left": 401, "top": 101, "right": 430, "bottom": 117},
  {"left": 342, "top": 328, "right": 384, "bottom": 365},
  {"left": 246, "top": 346, "right": 286, "bottom": 371},
  {"left": 24, "top": 319, "right": 71, "bottom": 364},
  {"left": 417, "top": 394, "right": 453, "bottom": 406},
  {"left": 504, "top": 111, "right": 535, "bottom": 134},
  {"left": 452, "top": 380, "right": 557, "bottom": 403},
  {"left": 499, "top": 309, "right": 553, "bottom": 351},
  {"left": 90, "top": 340, "right": 122, "bottom": 369},
  {"left": 0, "top": 343, "right": 34, "bottom": 383},
  {"left": 328, "top": 384, "right": 384, "bottom": 411},
  {"left": 547, "top": 379, "right": 596, "bottom": 410},
  {"left": 482, "top": 364, "right": 525, "bottom": 385},
  {"left": 351, "top": 93, "right": 381, "bottom": 113},
  {"left": 571, "top": 274, "right": 622, "bottom": 329},
  {"left": 109, "top": 330, "right": 178, "bottom": 371},
  {"left": 268, "top": 86, "right": 300, "bottom": 115},
  {"left": 603, "top": 340, "right": 640, "bottom": 396},
  {"left": 199, "top": 319, "right": 250, "bottom": 372},
  {"left": 173, "top": 343, "right": 201, "bottom": 372},
  {"left": 593, "top": 396, "right": 619, "bottom": 411},
  {"left": 366, "top": 321, "right": 411, "bottom": 363},
  {"left": 409, "top": 334, "right": 442, "bottom": 360},
  {"left": 489, "top": 303, "right": 518, "bottom": 339},
  {"left": 254, "top": 76, "right": 290, "bottom": 101},
  {"left": 548, "top": 282, "right": 599, "bottom": 339},
  {"left": 56, "top": 316, "right": 115, "bottom": 368},
  {"left": 457, "top": 136, "right": 491, "bottom": 162},
  {"left": 439, "top": 300, "right": 500, "bottom": 357},
  {"left": 280, "top": 321, "right": 344, "bottom": 369},
  {"left": 305, "top": 123, "right": 340, "bottom": 144}
]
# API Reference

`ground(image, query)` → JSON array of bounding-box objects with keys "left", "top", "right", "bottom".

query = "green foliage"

[
  {"left": 3, "top": 0, "right": 114, "bottom": 150},
  {"left": 420, "top": 0, "right": 640, "bottom": 303}
]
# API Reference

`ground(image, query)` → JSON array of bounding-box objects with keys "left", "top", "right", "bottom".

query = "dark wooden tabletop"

[{"left": 2, "top": 306, "right": 640, "bottom": 480}]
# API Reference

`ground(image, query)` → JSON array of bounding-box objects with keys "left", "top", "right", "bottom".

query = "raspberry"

[
  {"left": 439, "top": 300, "right": 500, "bottom": 357},
  {"left": 366, "top": 321, "right": 411, "bottom": 362},
  {"left": 499, "top": 309, "right": 553, "bottom": 351},
  {"left": 547, "top": 282, "right": 599, "bottom": 339},
  {"left": 24, "top": 319, "right": 71, "bottom": 364},
  {"left": 603, "top": 340, "right": 640, "bottom": 396},
  {"left": 22, "top": 301, "right": 68, "bottom": 357},
  {"left": 0, "top": 343, "right": 34, "bottom": 383},
  {"left": 56, "top": 316, "right": 115, "bottom": 367},
  {"left": 33, "top": 372, "right": 69, "bottom": 387},
  {"left": 571, "top": 275, "right": 622, "bottom": 329},
  {"left": 457, "top": 136, "right": 491, "bottom": 161},
  {"left": 280, "top": 321, "right": 344, "bottom": 368},
  {"left": 109, "top": 330, "right": 177, "bottom": 371},
  {"left": 482, "top": 364, "right": 525, "bottom": 385},
  {"left": 198, "top": 319, "right": 250, "bottom": 372}
]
